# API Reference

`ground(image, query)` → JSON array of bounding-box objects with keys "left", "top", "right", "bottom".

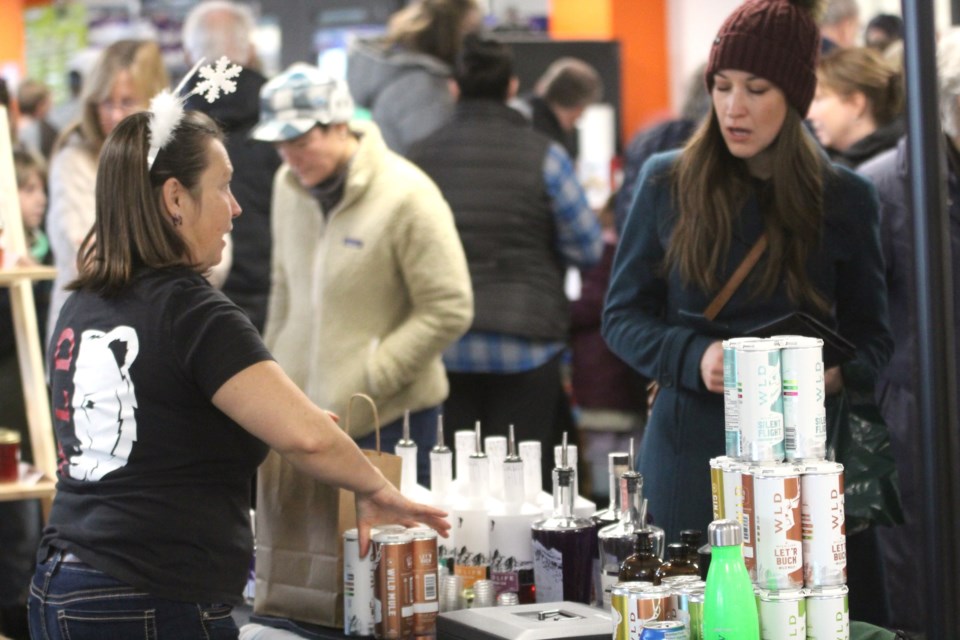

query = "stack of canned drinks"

[
  {"left": 611, "top": 575, "right": 704, "bottom": 639},
  {"left": 710, "top": 335, "right": 850, "bottom": 640},
  {"left": 343, "top": 525, "right": 439, "bottom": 639}
]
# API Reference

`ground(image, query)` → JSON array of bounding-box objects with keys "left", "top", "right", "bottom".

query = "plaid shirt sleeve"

[{"left": 543, "top": 142, "right": 603, "bottom": 269}]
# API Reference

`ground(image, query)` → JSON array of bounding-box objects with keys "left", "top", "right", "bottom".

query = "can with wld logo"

[
  {"left": 775, "top": 335, "right": 827, "bottom": 461},
  {"left": 757, "top": 588, "right": 806, "bottom": 640},
  {"left": 737, "top": 340, "right": 785, "bottom": 463},
  {"left": 800, "top": 461, "right": 847, "bottom": 588},
  {"left": 806, "top": 585, "right": 850, "bottom": 640},
  {"left": 723, "top": 337, "right": 761, "bottom": 459},
  {"left": 408, "top": 526, "right": 439, "bottom": 636},
  {"left": 753, "top": 463, "right": 804, "bottom": 590},
  {"left": 373, "top": 529, "right": 414, "bottom": 640}
]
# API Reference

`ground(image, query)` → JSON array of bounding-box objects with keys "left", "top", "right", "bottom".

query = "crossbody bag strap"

[{"left": 702, "top": 233, "right": 769, "bottom": 321}]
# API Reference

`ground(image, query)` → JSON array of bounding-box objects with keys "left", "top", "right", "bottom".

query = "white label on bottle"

[
  {"left": 532, "top": 539, "right": 563, "bottom": 603},
  {"left": 600, "top": 572, "right": 619, "bottom": 609}
]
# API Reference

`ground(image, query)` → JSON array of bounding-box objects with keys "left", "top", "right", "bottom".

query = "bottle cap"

[{"left": 708, "top": 519, "right": 742, "bottom": 547}]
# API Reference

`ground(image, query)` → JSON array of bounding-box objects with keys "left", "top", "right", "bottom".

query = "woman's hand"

[
  {"left": 824, "top": 366, "right": 844, "bottom": 395},
  {"left": 700, "top": 341, "right": 725, "bottom": 393},
  {"left": 355, "top": 483, "right": 450, "bottom": 558}
]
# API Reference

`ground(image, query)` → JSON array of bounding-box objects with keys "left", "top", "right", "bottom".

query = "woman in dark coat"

[{"left": 602, "top": 0, "right": 892, "bottom": 550}]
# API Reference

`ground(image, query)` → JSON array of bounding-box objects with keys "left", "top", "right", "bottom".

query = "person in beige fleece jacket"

[{"left": 253, "top": 64, "right": 473, "bottom": 483}]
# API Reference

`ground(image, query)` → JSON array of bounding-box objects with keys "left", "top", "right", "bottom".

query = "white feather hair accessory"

[{"left": 146, "top": 56, "right": 242, "bottom": 169}]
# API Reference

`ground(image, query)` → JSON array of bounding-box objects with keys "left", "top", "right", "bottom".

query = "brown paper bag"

[{"left": 253, "top": 393, "right": 402, "bottom": 628}]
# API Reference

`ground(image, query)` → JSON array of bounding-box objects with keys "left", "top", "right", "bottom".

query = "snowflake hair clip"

[{"left": 146, "top": 56, "right": 242, "bottom": 169}]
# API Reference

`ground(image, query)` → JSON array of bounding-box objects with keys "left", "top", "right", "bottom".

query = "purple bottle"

[{"left": 531, "top": 433, "right": 597, "bottom": 605}]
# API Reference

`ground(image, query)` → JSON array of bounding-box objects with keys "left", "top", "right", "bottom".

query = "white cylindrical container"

[
  {"left": 344, "top": 528, "right": 375, "bottom": 636},
  {"left": 721, "top": 459, "right": 748, "bottom": 537},
  {"left": 709, "top": 456, "right": 729, "bottom": 520},
  {"left": 775, "top": 335, "right": 827, "bottom": 461},
  {"left": 806, "top": 586, "right": 850, "bottom": 640},
  {"left": 723, "top": 337, "right": 761, "bottom": 459},
  {"left": 800, "top": 461, "right": 847, "bottom": 588},
  {"left": 752, "top": 463, "right": 804, "bottom": 591},
  {"left": 757, "top": 588, "right": 806, "bottom": 640},
  {"left": 737, "top": 340, "right": 786, "bottom": 463}
]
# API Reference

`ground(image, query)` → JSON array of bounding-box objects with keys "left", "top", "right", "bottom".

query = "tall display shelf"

[{"left": 0, "top": 106, "right": 58, "bottom": 512}]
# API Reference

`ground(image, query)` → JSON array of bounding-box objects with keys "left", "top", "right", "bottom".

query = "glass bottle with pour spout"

[
  {"left": 530, "top": 433, "right": 596, "bottom": 604},
  {"left": 429, "top": 415, "right": 455, "bottom": 572},
  {"left": 450, "top": 422, "right": 495, "bottom": 590}
]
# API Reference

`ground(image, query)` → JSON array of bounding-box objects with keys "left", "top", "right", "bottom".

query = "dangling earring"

[{"left": 172, "top": 214, "right": 183, "bottom": 227}]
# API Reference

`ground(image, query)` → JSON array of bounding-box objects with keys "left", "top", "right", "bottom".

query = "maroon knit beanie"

[{"left": 705, "top": 0, "right": 821, "bottom": 116}]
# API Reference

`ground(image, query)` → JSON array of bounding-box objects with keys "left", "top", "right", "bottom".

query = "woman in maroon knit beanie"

[{"left": 603, "top": 0, "right": 893, "bottom": 626}]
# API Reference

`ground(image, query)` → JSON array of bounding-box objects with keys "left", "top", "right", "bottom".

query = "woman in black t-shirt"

[{"left": 28, "top": 107, "right": 449, "bottom": 640}]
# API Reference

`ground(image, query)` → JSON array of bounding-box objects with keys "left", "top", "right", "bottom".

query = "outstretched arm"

[{"left": 213, "top": 360, "right": 450, "bottom": 556}]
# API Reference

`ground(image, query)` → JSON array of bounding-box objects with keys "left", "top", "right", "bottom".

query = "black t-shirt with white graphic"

[{"left": 40, "top": 267, "right": 273, "bottom": 604}]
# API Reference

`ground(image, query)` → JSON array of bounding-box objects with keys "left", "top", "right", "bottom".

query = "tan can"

[
  {"left": 740, "top": 467, "right": 757, "bottom": 582},
  {"left": 721, "top": 459, "right": 748, "bottom": 540},
  {"left": 800, "top": 461, "right": 847, "bottom": 588},
  {"left": 373, "top": 529, "right": 414, "bottom": 640},
  {"left": 806, "top": 586, "right": 850, "bottom": 640},
  {"left": 757, "top": 589, "right": 806, "bottom": 640},
  {"left": 753, "top": 463, "right": 804, "bottom": 590},
  {"left": 611, "top": 583, "right": 665, "bottom": 640},
  {"left": 709, "top": 456, "right": 728, "bottom": 520},
  {"left": 408, "top": 526, "right": 439, "bottom": 636}
]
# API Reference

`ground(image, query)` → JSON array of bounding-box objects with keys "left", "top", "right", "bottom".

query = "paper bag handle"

[{"left": 345, "top": 393, "right": 383, "bottom": 454}]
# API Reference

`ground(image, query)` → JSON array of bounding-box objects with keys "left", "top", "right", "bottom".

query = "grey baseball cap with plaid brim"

[{"left": 251, "top": 63, "right": 355, "bottom": 142}]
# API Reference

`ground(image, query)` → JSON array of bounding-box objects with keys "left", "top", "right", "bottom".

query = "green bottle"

[{"left": 703, "top": 519, "right": 759, "bottom": 640}]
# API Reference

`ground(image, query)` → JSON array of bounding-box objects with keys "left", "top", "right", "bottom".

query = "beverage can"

[
  {"left": 800, "top": 461, "right": 847, "bottom": 588},
  {"left": 611, "top": 583, "right": 667, "bottom": 639},
  {"left": 757, "top": 588, "right": 806, "bottom": 640},
  {"left": 344, "top": 529, "right": 375, "bottom": 636},
  {"left": 684, "top": 592, "right": 704, "bottom": 640},
  {"left": 806, "top": 585, "right": 850, "bottom": 640},
  {"left": 372, "top": 529, "right": 414, "bottom": 640},
  {"left": 737, "top": 340, "right": 785, "bottom": 462},
  {"left": 775, "top": 335, "right": 827, "bottom": 461},
  {"left": 0, "top": 428, "right": 21, "bottom": 483},
  {"left": 408, "top": 526, "right": 439, "bottom": 636},
  {"left": 720, "top": 459, "right": 747, "bottom": 544},
  {"left": 753, "top": 463, "right": 804, "bottom": 590},
  {"left": 740, "top": 467, "right": 757, "bottom": 582},
  {"left": 639, "top": 620, "right": 688, "bottom": 639},
  {"left": 708, "top": 457, "right": 728, "bottom": 520},
  {"left": 723, "top": 337, "right": 760, "bottom": 458}
]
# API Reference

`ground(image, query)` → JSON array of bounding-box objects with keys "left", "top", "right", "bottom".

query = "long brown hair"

[
  {"left": 667, "top": 107, "right": 830, "bottom": 310},
  {"left": 386, "top": 0, "right": 480, "bottom": 66},
  {"left": 54, "top": 40, "right": 169, "bottom": 159},
  {"left": 70, "top": 111, "right": 223, "bottom": 295}
]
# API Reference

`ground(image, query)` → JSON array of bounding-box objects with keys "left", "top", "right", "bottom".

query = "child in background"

[
  {"left": 569, "top": 192, "right": 648, "bottom": 503},
  {"left": 0, "top": 152, "right": 51, "bottom": 640}
]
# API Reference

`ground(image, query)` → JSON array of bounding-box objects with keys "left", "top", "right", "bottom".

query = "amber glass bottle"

[
  {"left": 618, "top": 529, "right": 664, "bottom": 584},
  {"left": 655, "top": 542, "right": 701, "bottom": 583}
]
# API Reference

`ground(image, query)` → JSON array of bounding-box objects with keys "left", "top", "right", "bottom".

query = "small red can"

[{"left": 0, "top": 428, "right": 21, "bottom": 483}]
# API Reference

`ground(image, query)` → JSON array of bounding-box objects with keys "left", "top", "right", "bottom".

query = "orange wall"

[
  {"left": 550, "top": 0, "right": 670, "bottom": 146},
  {"left": 0, "top": 0, "right": 26, "bottom": 74}
]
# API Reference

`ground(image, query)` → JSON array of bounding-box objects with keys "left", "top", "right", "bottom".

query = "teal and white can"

[
  {"left": 639, "top": 620, "right": 688, "bottom": 639},
  {"left": 722, "top": 337, "right": 761, "bottom": 459},
  {"left": 774, "top": 335, "right": 827, "bottom": 461},
  {"left": 736, "top": 339, "right": 785, "bottom": 463}
]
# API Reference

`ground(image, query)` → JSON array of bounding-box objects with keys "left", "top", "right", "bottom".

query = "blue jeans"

[
  {"left": 353, "top": 405, "right": 440, "bottom": 486},
  {"left": 28, "top": 550, "right": 239, "bottom": 639}
]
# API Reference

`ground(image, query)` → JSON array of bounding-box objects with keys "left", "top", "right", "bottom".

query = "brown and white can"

[
  {"left": 800, "top": 461, "right": 847, "bottom": 588},
  {"left": 753, "top": 463, "right": 804, "bottom": 590},
  {"left": 740, "top": 466, "right": 757, "bottom": 582},
  {"left": 806, "top": 586, "right": 850, "bottom": 640},
  {"left": 344, "top": 528, "right": 374, "bottom": 636},
  {"left": 611, "top": 582, "right": 666, "bottom": 639},
  {"left": 408, "top": 526, "right": 439, "bottom": 636},
  {"left": 373, "top": 529, "right": 414, "bottom": 640},
  {"left": 757, "top": 588, "right": 806, "bottom": 640}
]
